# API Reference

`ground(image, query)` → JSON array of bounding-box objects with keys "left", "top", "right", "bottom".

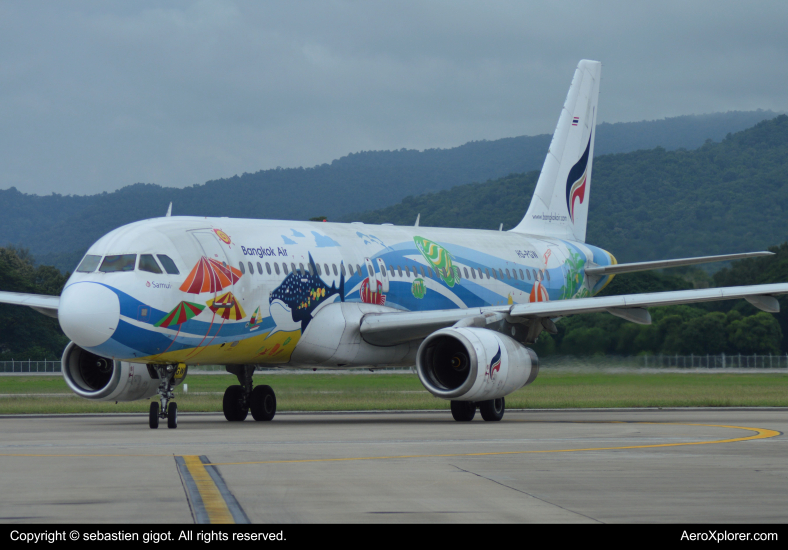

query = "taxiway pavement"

[{"left": 0, "top": 409, "right": 786, "bottom": 523}]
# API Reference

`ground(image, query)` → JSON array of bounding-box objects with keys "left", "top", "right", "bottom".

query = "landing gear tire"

[
  {"left": 450, "top": 400, "right": 476, "bottom": 422},
  {"left": 167, "top": 402, "right": 178, "bottom": 429},
  {"left": 223, "top": 385, "right": 248, "bottom": 421},
  {"left": 250, "top": 385, "right": 276, "bottom": 421},
  {"left": 149, "top": 402, "right": 159, "bottom": 429},
  {"left": 479, "top": 397, "right": 505, "bottom": 422}
]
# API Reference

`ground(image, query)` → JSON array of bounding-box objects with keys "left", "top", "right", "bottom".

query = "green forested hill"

[
  {"left": 0, "top": 110, "right": 777, "bottom": 273},
  {"left": 0, "top": 247, "right": 69, "bottom": 360},
  {"left": 350, "top": 115, "right": 788, "bottom": 263}
]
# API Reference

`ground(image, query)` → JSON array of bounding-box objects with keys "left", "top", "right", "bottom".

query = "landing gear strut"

[
  {"left": 149, "top": 364, "right": 180, "bottom": 429},
  {"left": 223, "top": 365, "right": 276, "bottom": 422}
]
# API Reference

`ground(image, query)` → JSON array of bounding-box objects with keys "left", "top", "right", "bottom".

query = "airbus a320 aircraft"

[{"left": 2, "top": 60, "right": 786, "bottom": 429}]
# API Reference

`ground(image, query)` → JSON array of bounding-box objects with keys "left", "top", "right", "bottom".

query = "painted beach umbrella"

[
  {"left": 155, "top": 301, "right": 205, "bottom": 328},
  {"left": 179, "top": 257, "right": 242, "bottom": 294},
  {"left": 207, "top": 291, "right": 246, "bottom": 321}
]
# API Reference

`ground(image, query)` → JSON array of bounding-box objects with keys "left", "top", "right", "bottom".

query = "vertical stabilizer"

[{"left": 511, "top": 60, "right": 601, "bottom": 242}]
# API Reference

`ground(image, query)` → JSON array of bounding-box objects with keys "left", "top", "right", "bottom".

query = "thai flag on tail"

[{"left": 572, "top": 117, "right": 579, "bottom": 126}]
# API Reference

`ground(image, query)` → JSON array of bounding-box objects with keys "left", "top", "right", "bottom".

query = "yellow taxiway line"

[{"left": 208, "top": 423, "right": 781, "bottom": 466}]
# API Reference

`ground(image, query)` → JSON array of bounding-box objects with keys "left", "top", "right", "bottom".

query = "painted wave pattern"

[{"left": 86, "top": 238, "right": 610, "bottom": 363}]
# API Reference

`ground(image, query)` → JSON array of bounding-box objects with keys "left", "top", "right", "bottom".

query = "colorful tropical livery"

[{"left": 1, "top": 60, "right": 786, "bottom": 428}]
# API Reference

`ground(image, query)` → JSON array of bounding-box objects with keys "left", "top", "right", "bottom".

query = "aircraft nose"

[{"left": 58, "top": 283, "right": 120, "bottom": 348}]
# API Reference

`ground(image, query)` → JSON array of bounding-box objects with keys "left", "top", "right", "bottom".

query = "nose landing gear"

[
  {"left": 149, "top": 364, "right": 181, "bottom": 429},
  {"left": 223, "top": 365, "right": 277, "bottom": 422}
]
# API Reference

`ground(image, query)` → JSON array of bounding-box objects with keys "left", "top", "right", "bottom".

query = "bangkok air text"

[{"left": 240, "top": 246, "right": 288, "bottom": 257}]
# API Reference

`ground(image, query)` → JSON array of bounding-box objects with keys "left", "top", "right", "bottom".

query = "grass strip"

[{"left": 0, "top": 372, "right": 785, "bottom": 414}]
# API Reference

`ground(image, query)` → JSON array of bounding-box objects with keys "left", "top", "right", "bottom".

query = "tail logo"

[{"left": 565, "top": 132, "right": 593, "bottom": 224}]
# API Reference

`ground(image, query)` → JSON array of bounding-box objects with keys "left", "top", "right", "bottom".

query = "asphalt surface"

[{"left": 0, "top": 409, "right": 786, "bottom": 523}]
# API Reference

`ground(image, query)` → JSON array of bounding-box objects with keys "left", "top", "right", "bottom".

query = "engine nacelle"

[
  {"left": 61, "top": 341, "right": 163, "bottom": 402},
  {"left": 416, "top": 327, "right": 538, "bottom": 402}
]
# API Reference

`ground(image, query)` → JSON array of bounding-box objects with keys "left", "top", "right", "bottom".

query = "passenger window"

[
  {"left": 290, "top": 263, "right": 296, "bottom": 275},
  {"left": 266, "top": 262, "right": 272, "bottom": 275},
  {"left": 76, "top": 255, "right": 102, "bottom": 273},
  {"left": 397, "top": 266, "right": 402, "bottom": 277},
  {"left": 485, "top": 268, "right": 491, "bottom": 279},
  {"left": 333, "top": 264, "right": 338, "bottom": 276},
  {"left": 239, "top": 262, "right": 246, "bottom": 274},
  {"left": 299, "top": 263, "right": 306, "bottom": 275},
  {"left": 99, "top": 254, "right": 137, "bottom": 273},
  {"left": 283, "top": 263, "right": 289, "bottom": 274},
  {"left": 546, "top": 270, "right": 551, "bottom": 281},
  {"left": 492, "top": 269, "right": 498, "bottom": 280},
  {"left": 453, "top": 266, "right": 460, "bottom": 279},
  {"left": 428, "top": 267, "right": 434, "bottom": 278},
  {"left": 389, "top": 265, "right": 395, "bottom": 275},
  {"left": 139, "top": 254, "right": 162, "bottom": 274},
  {"left": 505, "top": 269, "right": 511, "bottom": 279},
  {"left": 248, "top": 262, "right": 254, "bottom": 274},
  {"left": 256, "top": 262, "right": 262, "bottom": 274},
  {"left": 274, "top": 263, "right": 280, "bottom": 275},
  {"left": 156, "top": 255, "right": 180, "bottom": 275},
  {"left": 512, "top": 269, "right": 518, "bottom": 280},
  {"left": 381, "top": 264, "right": 387, "bottom": 277},
  {"left": 463, "top": 267, "right": 469, "bottom": 278},
  {"left": 471, "top": 268, "right": 476, "bottom": 279},
  {"left": 499, "top": 269, "right": 504, "bottom": 279},
  {"left": 348, "top": 264, "right": 354, "bottom": 276},
  {"left": 367, "top": 264, "right": 374, "bottom": 277},
  {"left": 404, "top": 266, "right": 410, "bottom": 277},
  {"left": 356, "top": 265, "right": 362, "bottom": 277},
  {"left": 324, "top": 263, "right": 330, "bottom": 276},
  {"left": 519, "top": 269, "right": 524, "bottom": 280},
  {"left": 533, "top": 269, "right": 539, "bottom": 281},
  {"left": 315, "top": 263, "right": 321, "bottom": 276}
]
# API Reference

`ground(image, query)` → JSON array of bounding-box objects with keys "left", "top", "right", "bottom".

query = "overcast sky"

[{"left": 2, "top": 1, "right": 787, "bottom": 196}]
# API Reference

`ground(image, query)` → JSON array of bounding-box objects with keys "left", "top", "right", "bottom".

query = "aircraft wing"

[
  {"left": 359, "top": 283, "right": 788, "bottom": 346},
  {"left": 0, "top": 291, "right": 60, "bottom": 318}
]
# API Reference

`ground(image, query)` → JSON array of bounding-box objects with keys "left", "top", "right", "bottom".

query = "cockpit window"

[
  {"left": 157, "top": 255, "right": 180, "bottom": 275},
  {"left": 76, "top": 255, "right": 102, "bottom": 273},
  {"left": 139, "top": 254, "right": 162, "bottom": 274},
  {"left": 99, "top": 254, "right": 137, "bottom": 273}
]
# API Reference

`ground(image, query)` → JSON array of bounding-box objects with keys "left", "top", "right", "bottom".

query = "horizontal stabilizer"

[{"left": 584, "top": 251, "right": 773, "bottom": 276}]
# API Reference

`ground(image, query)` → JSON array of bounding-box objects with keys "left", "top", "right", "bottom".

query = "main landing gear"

[
  {"left": 450, "top": 397, "right": 505, "bottom": 422},
  {"left": 149, "top": 364, "right": 180, "bottom": 429},
  {"left": 223, "top": 365, "right": 277, "bottom": 422}
]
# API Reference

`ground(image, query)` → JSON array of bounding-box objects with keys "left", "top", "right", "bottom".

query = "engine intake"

[
  {"left": 61, "top": 341, "right": 162, "bottom": 401},
  {"left": 416, "top": 327, "right": 538, "bottom": 401}
]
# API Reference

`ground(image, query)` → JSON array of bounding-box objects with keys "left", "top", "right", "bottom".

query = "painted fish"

[{"left": 414, "top": 236, "right": 459, "bottom": 287}]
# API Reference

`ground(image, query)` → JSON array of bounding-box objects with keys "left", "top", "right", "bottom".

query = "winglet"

[
  {"left": 166, "top": 202, "right": 172, "bottom": 217},
  {"left": 415, "top": 214, "right": 420, "bottom": 227}
]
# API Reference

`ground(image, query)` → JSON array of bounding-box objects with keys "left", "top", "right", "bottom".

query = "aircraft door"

[
  {"left": 376, "top": 258, "right": 390, "bottom": 293},
  {"left": 364, "top": 258, "right": 378, "bottom": 293}
]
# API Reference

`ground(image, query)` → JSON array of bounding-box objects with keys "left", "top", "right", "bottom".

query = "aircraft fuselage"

[{"left": 58, "top": 216, "right": 616, "bottom": 367}]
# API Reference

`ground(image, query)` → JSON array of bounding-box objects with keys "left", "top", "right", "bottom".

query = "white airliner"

[{"left": 1, "top": 60, "right": 785, "bottom": 429}]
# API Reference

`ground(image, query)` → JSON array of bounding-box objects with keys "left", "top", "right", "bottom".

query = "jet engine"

[
  {"left": 416, "top": 327, "right": 538, "bottom": 402},
  {"left": 61, "top": 341, "right": 163, "bottom": 401}
]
